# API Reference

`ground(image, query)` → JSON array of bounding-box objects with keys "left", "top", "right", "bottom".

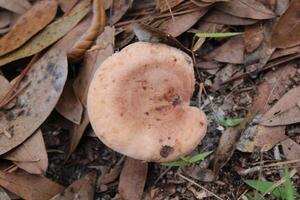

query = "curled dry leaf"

[
  {"left": 216, "top": 0, "right": 275, "bottom": 20},
  {"left": 158, "top": 9, "right": 208, "bottom": 37},
  {"left": 109, "top": 0, "right": 133, "bottom": 25},
  {"left": 0, "top": 170, "right": 64, "bottom": 200},
  {"left": 271, "top": 0, "right": 300, "bottom": 48},
  {"left": 0, "top": 0, "right": 58, "bottom": 57},
  {"left": 58, "top": 0, "right": 78, "bottom": 13},
  {"left": 0, "top": 48, "right": 68, "bottom": 155},
  {"left": 205, "top": 35, "right": 245, "bottom": 64},
  {"left": 0, "top": 0, "right": 31, "bottom": 14},
  {"left": 244, "top": 23, "right": 264, "bottom": 53},
  {"left": 50, "top": 171, "right": 96, "bottom": 200},
  {"left": 203, "top": 9, "right": 257, "bottom": 26},
  {"left": 260, "top": 85, "right": 300, "bottom": 126},
  {"left": 67, "top": 0, "right": 106, "bottom": 61},
  {"left": 0, "top": 0, "right": 91, "bottom": 67},
  {"left": 2, "top": 129, "right": 48, "bottom": 175},
  {"left": 55, "top": 81, "right": 83, "bottom": 125},
  {"left": 281, "top": 138, "right": 300, "bottom": 174},
  {"left": 237, "top": 64, "right": 297, "bottom": 152},
  {"left": 119, "top": 157, "right": 148, "bottom": 200}
]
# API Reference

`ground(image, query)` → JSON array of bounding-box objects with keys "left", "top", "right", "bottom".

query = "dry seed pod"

[{"left": 87, "top": 42, "right": 207, "bottom": 162}]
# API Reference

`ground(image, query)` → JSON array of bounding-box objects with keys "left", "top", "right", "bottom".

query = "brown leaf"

[
  {"left": 260, "top": 85, "right": 300, "bottom": 126},
  {"left": 270, "top": 46, "right": 300, "bottom": 61},
  {"left": 281, "top": 138, "right": 300, "bottom": 174},
  {"left": 158, "top": 9, "right": 208, "bottom": 37},
  {"left": 203, "top": 9, "right": 257, "bottom": 25},
  {"left": 205, "top": 35, "right": 245, "bottom": 64},
  {"left": 119, "top": 157, "right": 148, "bottom": 200},
  {"left": 216, "top": 0, "right": 275, "bottom": 20},
  {"left": 50, "top": 171, "right": 96, "bottom": 200},
  {"left": 0, "top": 170, "right": 64, "bottom": 200},
  {"left": 58, "top": 0, "right": 78, "bottom": 13},
  {"left": 0, "top": 75, "right": 11, "bottom": 98},
  {"left": 73, "top": 26, "right": 115, "bottom": 106},
  {"left": 237, "top": 64, "right": 297, "bottom": 152},
  {"left": 0, "top": 48, "right": 68, "bottom": 155},
  {"left": 0, "top": 0, "right": 58, "bottom": 56},
  {"left": 2, "top": 129, "right": 48, "bottom": 174},
  {"left": 0, "top": 0, "right": 31, "bottom": 14},
  {"left": 244, "top": 24, "right": 264, "bottom": 53},
  {"left": 158, "top": 0, "right": 184, "bottom": 12},
  {"left": 271, "top": 0, "right": 300, "bottom": 48},
  {"left": 109, "top": 0, "right": 132, "bottom": 25},
  {"left": 69, "top": 110, "right": 89, "bottom": 155},
  {"left": 55, "top": 81, "right": 83, "bottom": 125}
]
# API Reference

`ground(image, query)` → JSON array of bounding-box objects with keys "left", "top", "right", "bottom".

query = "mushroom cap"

[{"left": 87, "top": 42, "right": 207, "bottom": 162}]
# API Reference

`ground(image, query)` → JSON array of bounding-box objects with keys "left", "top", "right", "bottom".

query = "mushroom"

[{"left": 87, "top": 42, "right": 207, "bottom": 162}]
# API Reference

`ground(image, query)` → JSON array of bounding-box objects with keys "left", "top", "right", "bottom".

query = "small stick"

[{"left": 177, "top": 173, "right": 224, "bottom": 200}]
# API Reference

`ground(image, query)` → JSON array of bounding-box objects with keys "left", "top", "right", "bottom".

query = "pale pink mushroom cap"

[{"left": 87, "top": 42, "right": 207, "bottom": 162}]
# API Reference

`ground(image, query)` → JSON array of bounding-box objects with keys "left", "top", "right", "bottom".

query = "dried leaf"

[
  {"left": 2, "top": 129, "right": 48, "bottom": 174},
  {"left": 271, "top": 0, "right": 300, "bottom": 48},
  {"left": 203, "top": 9, "right": 257, "bottom": 25},
  {"left": 58, "top": 0, "right": 78, "bottom": 13},
  {"left": 281, "top": 138, "right": 300, "bottom": 174},
  {"left": 0, "top": 48, "right": 68, "bottom": 155},
  {"left": 119, "top": 157, "right": 148, "bottom": 200},
  {"left": 237, "top": 64, "right": 297, "bottom": 152},
  {"left": 50, "top": 171, "right": 96, "bottom": 200},
  {"left": 244, "top": 23, "right": 264, "bottom": 53},
  {"left": 0, "top": 0, "right": 31, "bottom": 14},
  {"left": 260, "top": 85, "right": 300, "bottom": 126},
  {"left": 205, "top": 35, "right": 245, "bottom": 64},
  {"left": 216, "top": 0, "right": 275, "bottom": 20},
  {"left": 0, "top": 0, "right": 91, "bottom": 67},
  {"left": 55, "top": 81, "right": 83, "bottom": 125},
  {"left": 0, "top": 11, "right": 11, "bottom": 29},
  {"left": 73, "top": 26, "right": 114, "bottom": 106},
  {"left": 0, "top": 75, "right": 11, "bottom": 98},
  {"left": 0, "top": 0, "right": 57, "bottom": 56},
  {"left": 158, "top": 9, "right": 208, "bottom": 37},
  {"left": 109, "top": 0, "right": 132, "bottom": 25},
  {"left": 0, "top": 170, "right": 64, "bottom": 200}
]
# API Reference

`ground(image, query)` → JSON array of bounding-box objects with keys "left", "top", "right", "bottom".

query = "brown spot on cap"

[{"left": 160, "top": 145, "right": 174, "bottom": 158}]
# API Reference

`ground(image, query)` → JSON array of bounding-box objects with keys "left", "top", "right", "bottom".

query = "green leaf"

[
  {"left": 245, "top": 180, "right": 285, "bottom": 199},
  {"left": 195, "top": 32, "right": 242, "bottom": 38},
  {"left": 284, "top": 166, "right": 295, "bottom": 200},
  {"left": 0, "top": 0, "right": 91, "bottom": 66},
  {"left": 218, "top": 117, "right": 244, "bottom": 127},
  {"left": 189, "top": 151, "right": 213, "bottom": 163}
]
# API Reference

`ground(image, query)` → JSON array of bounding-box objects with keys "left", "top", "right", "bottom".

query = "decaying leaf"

[
  {"left": 55, "top": 81, "right": 83, "bottom": 125},
  {"left": 244, "top": 23, "right": 264, "bottom": 53},
  {"left": 119, "top": 157, "right": 148, "bottom": 200},
  {"left": 0, "top": 170, "right": 64, "bottom": 200},
  {"left": 216, "top": 0, "right": 275, "bottom": 20},
  {"left": 158, "top": 9, "right": 208, "bottom": 37},
  {"left": 205, "top": 35, "right": 245, "bottom": 64},
  {"left": 50, "top": 171, "right": 96, "bottom": 200},
  {"left": 58, "top": 0, "right": 78, "bottom": 13},
  {"left": 2, "top": 129, "right": 48, "bottom": 174},
  {"left": 0, "top": 0, "right": 91, "bottom": 67},
  {"left": 281, "top": 138, "right": 300, "bottom": 174},
  {"left": 109, "top": 0, "right": 132, "bottom": 25},
  {"left": 271, "top": 0, "right": 300, "bottom": 48},
  {"left": 203, "top": 9, "right": 257, "bottom": 25},
  {"left": 237, "top": 64, "right": 297, "bottom": 152},
  {"left": 260, "top": 85, "right": 300, "bottom": 126},
  {"left": 0, "top": 48, "right": 68, "bottom": 155},
  {"left": 0, "top": 0, "right": 31, "bottom": 14},
  {"left": 0, "top": 0, "right": 58, "bottom": 56}
]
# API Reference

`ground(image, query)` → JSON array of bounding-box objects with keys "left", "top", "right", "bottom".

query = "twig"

[
  {"left": 164, "top": 0, "right": 175, "bottom": 23},
  {"left": 177, "top": 173, "right": 224, "bottom": 200},
  {"left": 68, "top": 0, "right": 106, "bottom": 62},
  {"left": 154, "top": 166, "right": 172, "bottom": 185}
]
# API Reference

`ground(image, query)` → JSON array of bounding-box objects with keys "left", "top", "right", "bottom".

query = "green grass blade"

[
  {"left": 195, "top": 32, "right": 242, "bottom": 38},
  {"left": 161, "top": 160, "right": 188, "bottom": 167},
  {"left": 189, "top": 151, "right": 213, "bottom": 163},
  {"left": 244, "top": 180, "right": 284, "bottom": 199},
  {"left": 218, "top": 117, "right": 244, "bottom": 127},
  {"left": 284, "top": 166, "right": 295, "bottom": 200}
]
